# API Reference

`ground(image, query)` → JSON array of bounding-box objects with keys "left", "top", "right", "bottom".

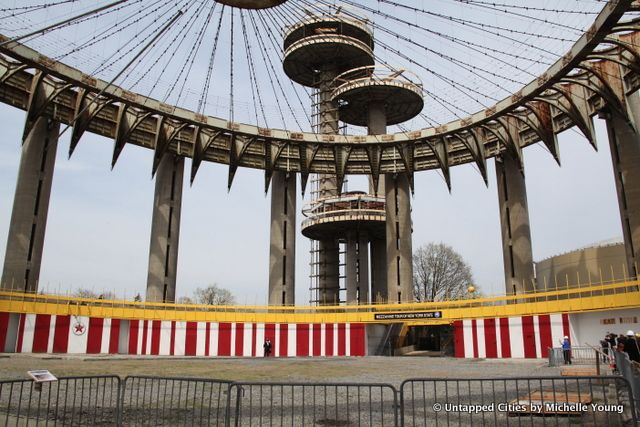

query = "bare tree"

[
  {"left": 176, "top": 296, "right": 194, "bottom": 304},
  {"left": 193, "top": 284, "right": 236, "bottom": 305},
  {"left": 73, "top": 288, "right": 117, "bottom": 300},
  {"left": 413, "top": 242, "right": 476, "bottom": 302}
]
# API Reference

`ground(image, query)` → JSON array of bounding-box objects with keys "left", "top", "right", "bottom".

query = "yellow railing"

[{"left": 0, "top": 280, "right": 638, "bottom": 324}]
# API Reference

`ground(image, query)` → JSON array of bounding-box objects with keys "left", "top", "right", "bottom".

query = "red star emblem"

[{"left": 72, "top": 322, "right": 86, "bottom": 336}]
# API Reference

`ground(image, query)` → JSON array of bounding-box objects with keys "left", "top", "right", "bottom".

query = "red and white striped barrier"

[
  {"left": 453, "top": 314, "right": 572, "bottom": 358},
  {"left": 1, "top": 313, "right": 367, "bottom": 357},
  {"left": 0, "top": 311, "right": 578, "bottom": 359}
]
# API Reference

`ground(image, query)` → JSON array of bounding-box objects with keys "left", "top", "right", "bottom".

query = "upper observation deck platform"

[
  {"left": 332, "top": 66, "right": 424, "bottom": 126},
  {"left": 283, "top": 8, "right": 375, "bottom": 87},
  {"left": 301, "top": 191, "right": 386, "bottom": 240}
]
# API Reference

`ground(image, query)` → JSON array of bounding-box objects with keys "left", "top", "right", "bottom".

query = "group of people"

[
  {"left": 560, "top": 330, "right": 640, "bottom": 365},
  {"left": 600, "top": 330, "right": 640, "bottom": 363}
]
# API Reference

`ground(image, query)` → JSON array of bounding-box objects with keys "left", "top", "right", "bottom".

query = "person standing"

[
  {"left": 624, "top": 331, "right": 640, "bottom": 363},
  {"left": 263, "top": 338, "right": 272, "bottom": 357},
  {"left": 561, "top": 336, "right": 572, "bottom": 364},
  {"left": 600, "top": 335, "right": 610, "bottom": 363}
]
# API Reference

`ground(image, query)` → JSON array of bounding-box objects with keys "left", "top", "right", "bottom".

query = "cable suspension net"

[{"left": 0, "top": 0, "right": 636, "bottom": 135}]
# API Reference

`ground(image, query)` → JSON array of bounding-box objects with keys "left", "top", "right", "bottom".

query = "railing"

[
  {"left": 228, "top": 382, "right": 398, "bottom": 426},
  {"left": 401, "top": 376, "right": 636, "bottom": 426},
  {"left": 0, "top": 375, "right": 636, "bottom": 426},
  {"left": 0, "top": 375, "right": 121, "bottom": 426},
  {"left": 121, "top": 376, "right": 232, "bottom": 426},
  {"left": 0, "top": 279, "right": 638, "bottom": 325},
  {"left": 613, "top": 349, "right": 640, "bottom": 419},
  {"left": 301, "top": 193, "right": 386, "bottom": 218},
  {"left": 548, "top": 346, "right": 604, "bottom": 367}
]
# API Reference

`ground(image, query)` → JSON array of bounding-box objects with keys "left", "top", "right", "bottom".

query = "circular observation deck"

[
  {"left": 331, "top": 66, "right": 424, "bottom": 126},
  {"left": 301, "top": 192, "right": 386, "bottom": 240},
  {"left": 283, "top": 11, "right": 375, "bottom": 88},
  {"left": 216, "top": 0, "right": 287, "bottom": 9}
]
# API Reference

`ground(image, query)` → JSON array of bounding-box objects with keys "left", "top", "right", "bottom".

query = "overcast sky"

[{"left": 0, "top": 101, "right": 622, "bottom": 305}]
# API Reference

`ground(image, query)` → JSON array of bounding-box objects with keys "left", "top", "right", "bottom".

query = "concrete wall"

[
  {"left": 570, "top": 308, "right": 640, "bottom": 346},
  {"left": 535, "top": 243, "right": 627, "bottom": 290}
]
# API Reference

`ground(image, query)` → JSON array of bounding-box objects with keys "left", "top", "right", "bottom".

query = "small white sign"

[{"left": 27, "top": 370, "right": 57, "bottom": 383}]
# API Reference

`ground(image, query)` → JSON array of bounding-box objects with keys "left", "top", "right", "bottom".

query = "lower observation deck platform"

[{"left": 301, "top": 192, "right": 386, "bottom": 240}]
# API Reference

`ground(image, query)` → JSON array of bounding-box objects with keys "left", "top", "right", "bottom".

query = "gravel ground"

[
  {"left": 0, "top": 355, "right": 633, "bottom": 426},
  {"left": 0, "top": 354, "right": 558, "bottom": 387}
]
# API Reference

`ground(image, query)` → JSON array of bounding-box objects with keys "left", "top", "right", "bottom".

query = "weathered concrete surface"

[
  {"left": 269, "top": 171, "right": 296, "bottom": 305},
  {"left": 346, "top": 230, "right": 369, "bottom": 304},
  {"left": 2, "top": 116, "right": 59, "bottom": 292},
  {"left": 385, "top": 173, "right": 413, "bottom": 303},
  {"left": 496, "top": 153, "right": 535, "bottom": 295},
  {"left": 146, "top": 154, "right": 184, "bottom": 303},
  {"left": 316, "top": 68, "right": 341, "bottom": 303},
  {"left": 605, "top": 90, "right": 640, "bottom": 280}
]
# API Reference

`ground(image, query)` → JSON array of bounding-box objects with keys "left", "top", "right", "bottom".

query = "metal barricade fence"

[
  {"left": 120, "top": 376, "right": 232, "bottom": 426},
  {"left": 549, "top": 346, "right": 601, "bottom": 366},
  {"left": 0, "top": 375, "right": 637, "bottom": 426},
  {"left": 0, "top": 375, "right": 121, "bottom": 426},
  {"left": 614, "top": 350, "right": 640, "bottom": 419},
  {"left": 401, "top": 376, "right": 638, "bottom": 426},
  {"left": 227, "top": 382, "right": 399, "bottom": 426}
]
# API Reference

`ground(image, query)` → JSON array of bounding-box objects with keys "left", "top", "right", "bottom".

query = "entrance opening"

[{"left": 405, "top": 325, "right": 454, "bottom": 356}]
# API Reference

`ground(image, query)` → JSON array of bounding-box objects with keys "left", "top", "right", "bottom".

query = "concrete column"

[
  {"left": 385, "top": 173, "right": 413, "bottom": 303},
  {"left": 268, "top": 171, "right": 296, "bottom": 305},
  {"left": 345, "top": 229, "right": 369, "bottom": 304},
  {"left": 367, "top": 102, "right": 388, "bottom": 303},
  {"left": 346, "top": 230, "right": 358, "bottom": 303},
  {"left": 495, "top": 153, "right": 535, "bottom": 295},
  {"left": 604, "top": 91, "right": 640, "bottom": 279},
  {"left": 368, "top": 102, "right": 386, "bottom": 196},
  {"left": 357, "top": 230, "right": 370, "bottom": 304},
  {"left": 319, "top": 238, "right": 340, "bottom": 304},
  {"left": 2, "top": 116, "right": 59, "bottom": 292},
  {"left": 316, "top": 68, "right": 341, "bottom": 303},
  {"left": 370, "top": 239, "right": 387, "bottom": 302},
  {"left": 146, "top": 153, "right": 184, "bottom": 303},
  {"left": 318, "top": 68, "right": 339, "bottom": 198}
]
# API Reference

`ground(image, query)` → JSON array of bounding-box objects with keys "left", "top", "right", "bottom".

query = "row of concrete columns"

[
  {"left": 0, "top": 114, "right": 184, "bottom": 302},
  {"left": 3, "top": 95, "right": 640, "bottom": 302}
]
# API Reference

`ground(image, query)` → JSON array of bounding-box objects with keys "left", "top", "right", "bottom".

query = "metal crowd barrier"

[
  {"left": 120, "top": 376, "right": 232, "bottom": 426},
  {"left": 227, "top": 382, "right": 399, "bottom": 426},
  {"left": 548, "top": 346, "right": 602, "bottom": 366},
  {"left": 614, "top": 350, "right": 640, "bottom": 419},
  {"left": 401, "top": 376, "right": 637, "bottom": 426},
  {"left": 0, "top": 374, "right": 637, "bottom": 426},
  {"left": 0, "top": 375, "right": 121, "bottom": 426}
]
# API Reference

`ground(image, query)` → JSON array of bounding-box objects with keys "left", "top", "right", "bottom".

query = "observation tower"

[
  {"left": 281, "top": 6, "right": 376, "bottom": 305},
  {"left": 331, "top": 65, "right": 424, "bottom": 303}
]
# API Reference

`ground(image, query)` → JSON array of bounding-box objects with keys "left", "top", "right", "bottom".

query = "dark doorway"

[{"left": 406, "top": 324, "right": 454, "bottom": 356}]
